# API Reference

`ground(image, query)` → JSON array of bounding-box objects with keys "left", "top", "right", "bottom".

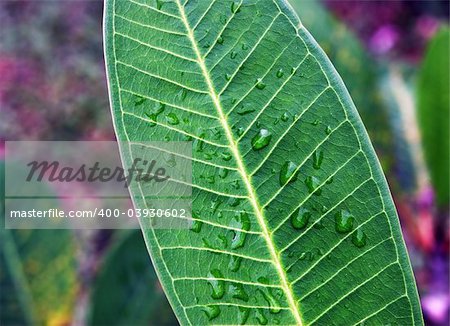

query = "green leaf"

[
  {"left": 88, "top": 230, "right": 177, "bottom": 325},
  {"left": 289, "top": 0, "right": 394, "bottom": 172},
  {"left": 417, "top": 27, "right": 450, "bottom": 207},
  {"left": 0, "top": 163, "right": 77, "bottom": 325},
  {"left": 104, "top": 1, "right": 423, "bottom": 324}
]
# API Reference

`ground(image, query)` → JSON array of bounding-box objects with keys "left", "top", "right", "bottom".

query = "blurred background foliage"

[{"left": 0, "top": 0, "right": 449, "bottom": 325}]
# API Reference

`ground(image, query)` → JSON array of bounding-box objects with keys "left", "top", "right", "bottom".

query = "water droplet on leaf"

[
  {"left": 203, "top": 305, "right": 220, "bottom": 321},
  {"left": 190, "top": 220, "right": 203, "bottom": 233},
  {"left": 230, "top": 211, "right": 250, "bottom": 249},
  {"left": 228, "top": 197, "right": 241, "bottom": 207},
  {"left": 221, "top": 152, "right": 232, "bottom": 161},
  {"left": 237, "top": 105, "right": 255, "bottom": 115},
  {"left": 256, "top": 309, "right": 268, "bottom": 325},
  {"left": 352, "top": 228, "right": 367, "bottom": 247},
  {"left": 251, "top": 129, "right": 272, "bottom": 150},
  {"left": 335, "top": 210, "right": 354, "bottom": 233},
  {"left": 230, "top": 283, "right": 249, "bottom": 302},
  {"left": 207, "top": 269, "right": 225, "bottom": 299},
  {"left": 305, "top": 176, "right": 322, "bottom": 195},
  {"left": 238, "top": 307, "right": 250, "bottom": 324},
  {"left": 134, "top": 95, "right": 146, "bottom": 106},
  {"left": 255, "top": 79, "right": 266, "bottom": 90},
  {"left": 290, "top": 207, "right": 311, "bottom": 230},
  {"left": 313, "top": 149, "right": 323, "bottom": 169},
  {"left": 280, "top": 161, "right": 298, "bottom": 186},
  {"left": 229, "top": 255, "right": 242, "bottom": 272},
  {"left": 219, "top": 168, "right": 229, "bottom": 179},
  {"left": 166, "top": 113, "right": 179, "bottom": 125},
  {"left": 276, "top": 68, "right": 284, "bottom": 78}
]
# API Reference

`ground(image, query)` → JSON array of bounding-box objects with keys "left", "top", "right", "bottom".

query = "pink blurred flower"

[
  {"left": 370, "top": 25, "right": 399, "bottom": 54},
  {"left": 422, "top": 293, "right": 450, "bottom": 324}
]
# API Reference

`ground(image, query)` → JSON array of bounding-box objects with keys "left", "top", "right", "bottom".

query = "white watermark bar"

[{"left": 4, "top": 141, "right": 192, "bottom": 229}]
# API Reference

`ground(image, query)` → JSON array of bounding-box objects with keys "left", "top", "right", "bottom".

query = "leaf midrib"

[{"left": 174, "top": 1, "right": 303, "bottom": 324}]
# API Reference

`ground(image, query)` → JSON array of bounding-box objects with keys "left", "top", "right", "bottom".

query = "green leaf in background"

[
  {"left": 0, "top": 164, "right": 77, "bottom": 326},
  {"left": 288, "top": 0, "right": 394, "bottom": 171},
  {"left": 417, "top": 27, "right": 450, "bottom": 207},
  {"left": 88, "top": 230, "right": 177, "bottom": 325},
  {"left": 104, "top": 0, "right": 422, "bottom": 324}
]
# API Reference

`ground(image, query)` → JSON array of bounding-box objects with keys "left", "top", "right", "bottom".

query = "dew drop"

[
  {"left": 312, "top": 119, "right": 320, "bottom": 126},
  {"left": 257, "top": 276, "right": 269, "bottom": 284},
  {"left": 211, "top": 200, "right": 222, "bottom": 213},
  {"left": 144, "top": 112, "right": 157, "bottom": 127},
  {"left": 156, "top": 0, "right": 164, "bottom": 10},
  {"left": 230, "top": 211, "right": 250, "bottom": 249},
  {"left": 203, "top": 305, "right": 220, "bottom": 321},
  {"left": 237, "top": 307, "right": 250, "bottom": 325},
  {"left": 241, "top": 43, "right": 248, "bottom": 50},
  {"left": 180, "top": 89, "right": 187, "bottom": 101},
  {"left": 280, "top": 112, "right": 289, "bottom": 122},
  {"left": 225, "top": 73, "right": 232, "bottom": 81},
  {"left": 276, "top": 68, "right": 284, "bottom": 78},
  {"left": 313, "top": 149, "right": 324, "bottom": 169},
  {"left": 190, "top": 219, "right": 203, "bottom": 233},
  {"left": 352, "top": 228, "right": 367, "bottom": 247},
  {"left": 290, "top": 207, "right": 311, "bottom": 230},
  {"left": 166, "top": 113, "right": 179, "bottom": 125},
  {"left": 134, "top": 95, "right": 146, "bottom": 106},
  {"left": 231, "top": 51, "right": 237, "bottom": 59},
  {"left": 202, "top": 238, "right": 217, "bottom": 251},
  {"left": 230, "top": 283, "right": 249, "bottom": 302},
  {"left": 259, "top": 289, "right": 281, "bottom": 314},
  {"left": 231, "top": 1, "right": 241, "bottom": 13},
  {"left": 194, "top": 133, "right": 206, "bottom": 152},
  {"left": 236, "top": 127, "right": 245, "bottom": 136},
  {"left": 217, "top": 36, "right": 224, "bottom": 44},
  {"left": 325, "top": 125, "right": 332, "bottom": 135},
  {"left": 279, "top": 161, "right": 298, "bottom": 186},
  {"left": 256, "top": 309, "right": 268, "bottom": 325},
  {"left": 221, "top": 152, "right": 232, "bottom": 161},
  {"left": 251, "top": 129, "right": 272, "bottom": 150},
  {"left": 290, "top": 67, "right": 297, "bottom": 74},
  {"left": 231, "top": 180, "right": 241, "bottom": 189},
  {"left": 305, "top": 176, "right": 322, "bottom": 195},
  {"left": 255, "top": 79, "right": 266, "bottom": 90},
  {"left": 218, "top": 234, "right": 228, "bottom": 247},
  {"left": 218, "top": 168, "right": 229, "bottom": 179},
  {"left": 207, "top": 269, "right": 225, "bottom": 299},
  {"left": 228, "top": 197, "right": 241, "bottom": 207},
  {"left": 229, "top": 255, "right": 242, "bottom": 272},
  {"left": 237, "top": 105, "right": 256, "bottom": 115},
  {"left": 335, "top": 210, "right": 354, "bottom": 233}
]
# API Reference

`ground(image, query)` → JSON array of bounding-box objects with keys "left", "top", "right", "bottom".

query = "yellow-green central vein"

[{"left": 174, "top": 1, "right": 303, "bottom": 324}]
